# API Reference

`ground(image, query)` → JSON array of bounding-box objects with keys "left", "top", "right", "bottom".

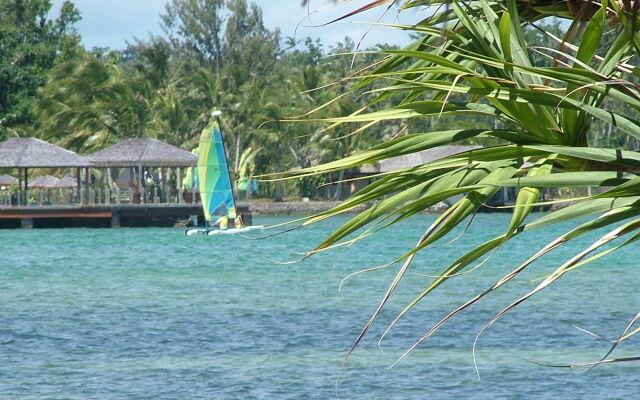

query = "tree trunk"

[
  {"left": 234, "top": 131, "right": 241, "bottom": 193},
  {"left": 274, "top": 175, "right": 283, "bottom": 202},
  {"left": 334, "top": 170, "right": 345, "bottom": 200}
]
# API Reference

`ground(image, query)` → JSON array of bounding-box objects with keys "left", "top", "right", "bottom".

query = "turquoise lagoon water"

[{"left": 1, "top": 214, "right": 638, "bottom": 399}]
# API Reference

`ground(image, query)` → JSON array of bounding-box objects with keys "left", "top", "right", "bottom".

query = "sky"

[{"left": 49, "top": 0, "right": 416, "bottom": 51}]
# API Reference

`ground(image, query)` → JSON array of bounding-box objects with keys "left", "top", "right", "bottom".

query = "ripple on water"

[{"left": 0, "top": 216, "right": 639, "bottom": 399}]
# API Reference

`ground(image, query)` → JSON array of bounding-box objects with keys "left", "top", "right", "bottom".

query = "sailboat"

[{"left": 185, "top": 111, "right": 263, "bottom": 236}]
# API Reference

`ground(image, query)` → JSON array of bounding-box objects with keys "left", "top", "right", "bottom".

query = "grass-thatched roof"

[
  {"left": 88, "top": 138, "right": 197, "bottom": 168},
  {"left": 0, "top": 138, "right": 91, "bottom": 168},
  {"left": 360, "top": 145, "right": 481, "bottom": 174},
  {"left": 29, "top": 175, "right": 60, "bottom": 188}
]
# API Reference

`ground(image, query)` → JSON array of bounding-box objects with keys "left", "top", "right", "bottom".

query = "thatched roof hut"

[
  {"left": 0, "top": 174, "right": 16, "bottom": 186},
  {"left": 360, "top": 145, "right": 481, "bottom": 173},
  {"left": 0, "top": 138, "right": 90, "bottom": 204},
  {"left": 88, "top": 138, "right": 197, "bottom": 167},
  {"left": 29, "top": 175, "right": 60, "bottom": 188},
  {"left": 0, "top": 137, "right": 91, "bottom": 168}
]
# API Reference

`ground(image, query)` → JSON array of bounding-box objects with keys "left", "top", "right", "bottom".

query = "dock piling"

[{"left": 111, "top": 210, "right": 121, "bottom": 228}]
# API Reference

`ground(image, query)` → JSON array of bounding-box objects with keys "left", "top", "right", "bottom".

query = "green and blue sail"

[{"left": 197, "top": 120, "right": 236, "bottom": 223}]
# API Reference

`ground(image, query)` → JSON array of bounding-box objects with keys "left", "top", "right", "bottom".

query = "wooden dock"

[{"left": 0, "top": 204, "right": 206, "bottom": 229}]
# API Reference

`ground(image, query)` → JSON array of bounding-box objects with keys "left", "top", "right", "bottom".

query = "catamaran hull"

[{"left": 185, "top": 225, "right": 264, "bottom": 236}]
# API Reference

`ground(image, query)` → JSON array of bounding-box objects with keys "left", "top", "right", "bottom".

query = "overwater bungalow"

[
  {"left": 88, "top": 138, "right": 197, "bottom": 204},
  {"left": 0, "top": 137, "right": 203, "bottom": 228},
  {"left": 360, "top": 145, "right": 481, "bottom": 175},
  {"left": 0, "top": 137, "right": 91, "bottom": 206},
  {"left": 358, "top": 145, "right": 517, "bottom": 208}
]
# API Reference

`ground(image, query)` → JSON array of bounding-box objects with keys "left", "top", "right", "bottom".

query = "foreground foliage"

[{"left": 286, "top": 0, "right": 640, "bottom": 369}]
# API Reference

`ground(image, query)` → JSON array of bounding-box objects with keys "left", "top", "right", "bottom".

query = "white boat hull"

[{"left": 185, "top": 225, "right": 264, "bottom": 236}]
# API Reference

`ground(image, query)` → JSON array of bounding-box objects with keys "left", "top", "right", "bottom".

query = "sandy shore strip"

[{"left": 245, "top": 200, "right": 449, "bottom": 216}]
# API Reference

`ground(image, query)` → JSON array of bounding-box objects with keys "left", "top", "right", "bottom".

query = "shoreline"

[
  {"left": 246, "top": 199, "right": 568, "bottom": 216},
  {"left": 245, "top": 200, "right": 449, "bottom": 216}
]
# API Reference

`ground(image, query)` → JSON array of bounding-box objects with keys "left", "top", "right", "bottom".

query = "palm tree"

[
  {"left": 37, "top": 52, "right": 155, "bottom": 153},
  {"left": 284, "top": 0, "right": 640, "bottom": 367}
]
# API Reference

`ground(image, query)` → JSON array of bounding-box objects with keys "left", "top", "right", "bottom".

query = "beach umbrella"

[
  {"left": 28, "top": 175, "right": 60, "bottom": 188},
  {"left": 0, "top": 174, "right": 16, "bottom": 187},
  {"left": 54, "top": 175, "right": 78, "bottom": 188}
]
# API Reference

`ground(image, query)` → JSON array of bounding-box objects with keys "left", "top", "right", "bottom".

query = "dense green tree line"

[
  {"left": 1, "top": 0, "right": 634, "bottom": 199},
  {"left": 1, "top": 0, "right": 392, "bottom": 198},
  {"left": 0, "top": 0, "right": 79, "bottom": 133}
]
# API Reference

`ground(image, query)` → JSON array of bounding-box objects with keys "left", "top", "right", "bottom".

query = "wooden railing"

[{"left": 0, "top": 187, "right": 201, "bottom": 207}]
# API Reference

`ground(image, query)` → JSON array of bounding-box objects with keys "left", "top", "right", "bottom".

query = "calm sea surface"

[{"left": 1, "top": 214, "right": 638, "bottom": 399}]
